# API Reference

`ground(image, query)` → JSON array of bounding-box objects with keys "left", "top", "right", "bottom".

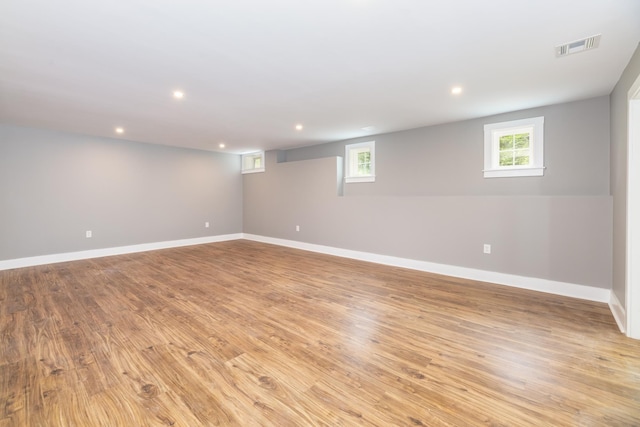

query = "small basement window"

[
  {"left": 345, "top": 141, "right": 375, "bottom": 183},
  {"left": 483, "top": 117, "right": 544, "bottom": 178},
  {"left": 242, "top": 151, "right": 265, "bottom": 174}
]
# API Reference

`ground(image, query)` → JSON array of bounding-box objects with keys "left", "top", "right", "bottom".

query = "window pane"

[
  {"left": 499, "top": 135, "right": 514, "bottom": 150},
  {"left": 499, "top": 151, "right": 513, "bottom": 166},
  {"left": 356, "top": 150, "right": 371, "bottom": 176},
  {"left": 515, "top": 133, "right": 530, "bottom": 149},
  {"left": 514, "top": 150, "right": 530, "bottom": 165},
  {"left": 254, "top": 157, "right": 262, "bottom": 168},
  {"left": 358, "top": 151, "right": 370, "bottom": 164}
]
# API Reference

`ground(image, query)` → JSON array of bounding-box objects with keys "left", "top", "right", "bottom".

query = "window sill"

[
  {"left": 483, "top": 167, "right": 544, "bottom": 178},
  {"left": 345, "top": 175, "right": 375, "bottom": 183},
  {"left": 241, "top": 168, "right": 265, "bottom": 175}
]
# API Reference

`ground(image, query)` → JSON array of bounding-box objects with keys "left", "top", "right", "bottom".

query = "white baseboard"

[
  {"left": 242, "top": 234, "right": 611, "bottom": 303},
  {"left": 609, "top": 291, "right": 626, "bottom": 333},
  {"left": 1, "top": 232, "right": 612, "bottom": 305},
  {"left": 0, "top": 233, "right": 243, "bottom": 271}
]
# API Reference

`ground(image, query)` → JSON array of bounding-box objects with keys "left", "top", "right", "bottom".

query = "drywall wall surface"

[
  {"left": 611, "top": 43, "right": 640, "bottom": 306},
  {"left": 284, "top": 96, "right": 610, "bottom": 197},
  {"left": 0, "top": 125, "right": 242, "bottom": 260},
  {"left": 243, "top": 152, "right": 341, "bottom": 237},
  {"left": 244, "top": 153, "right": 612, "bottom": 289},
  {"left": 245, "top": 97, "right": 613, "bottom": 289}
]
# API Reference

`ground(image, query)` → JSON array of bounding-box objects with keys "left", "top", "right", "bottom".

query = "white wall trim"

[
  {"left": 626, "top": 74, "right": 640, "bottom": 339},
  {"left": 1, "top": 232, "right": 612, "bottom": 305},
  {"left": 243, "top": 234, "right": 611, "bottom": 303},
  {"left": 0, "top": 234, "right": 243, "bottom": 271},
  {"left": 609, "top": 291, "right": 627, "bottom": 334}
]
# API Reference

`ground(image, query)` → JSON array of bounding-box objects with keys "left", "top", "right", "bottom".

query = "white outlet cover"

[
  {"left": 205, "top": 222, "right": 210, "bottom": 228},
  {"left": 86, "top": 230, "right": 92, "bottom": 238}
]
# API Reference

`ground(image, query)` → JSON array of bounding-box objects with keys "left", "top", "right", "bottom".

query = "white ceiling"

[{"left": 1, "top": 1, "right": 639, "bottom": 154}]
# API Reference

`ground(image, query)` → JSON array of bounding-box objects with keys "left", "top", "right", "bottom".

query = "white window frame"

[
  {"left": 241, "top": 151, "right": 265, "bottom": 174},
  {"left": 345, "top": 141, "right": 375, "bottom": 183},
  {"left": 483, "top": 116, "right": 544, "bottom": 178}
]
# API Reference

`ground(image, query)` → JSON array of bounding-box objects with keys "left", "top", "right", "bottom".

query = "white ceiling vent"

[{"left": 556, "top": 34, "right": 601, "bottom": 57}]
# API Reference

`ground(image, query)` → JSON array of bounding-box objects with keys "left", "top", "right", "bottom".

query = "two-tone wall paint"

[
  {"left": 0, "top": 65, "right": 635, "bottom": 313},
  {"left": 244, "top": 96, "right": 613, "bottom": 296},
  {"left": 0, "top": 124, "right": 243, "bottom": 262}
]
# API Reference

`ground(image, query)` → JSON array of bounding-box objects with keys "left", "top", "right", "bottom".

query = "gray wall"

[
  {"left": 285, "top": 97, "right": 610, "bottom": 197},
  {"left": 244, "top": 97, "right": 612, "bottom": 289},
  {"left": 611, "top": 43, "right": 640, "bottom": 306},
  {"left": 0, "top": 124, "right": 243, "bottom": 260}
]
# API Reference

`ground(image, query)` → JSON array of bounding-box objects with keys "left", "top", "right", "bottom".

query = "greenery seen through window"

[
  {"left": 499, "top": 133, "right": 530, "bottom": 166},
  {"left": 357, "top": 151, "right": 371, "bottom": 175}
]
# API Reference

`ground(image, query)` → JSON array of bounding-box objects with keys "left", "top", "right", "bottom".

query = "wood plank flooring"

[{"left": 1, "top": 240, "right": 640, "bottom": 426}]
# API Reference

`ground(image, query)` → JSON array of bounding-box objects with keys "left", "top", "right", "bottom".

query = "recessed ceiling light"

[
  {"left": 173, "top": 90, "right": 185, "bottom": 99},
  {"left": 451, "top": 86, "right": 463, "bottom": 95},
  {"left": 115, "top": 127, "right": 124, "bottom": 134},
  {"left": 361, "top": 126, "right": 376, "bottom": 132},
  {"left": 219, "top": 143, "right": 226, "bottom": 149},
  {"left": 295, "top": 124, "right": 303, "bottom": 131}
]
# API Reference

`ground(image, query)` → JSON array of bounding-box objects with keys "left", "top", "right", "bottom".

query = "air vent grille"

[{"left": 555, "top": 34, "right": 601, "bottom": 57}]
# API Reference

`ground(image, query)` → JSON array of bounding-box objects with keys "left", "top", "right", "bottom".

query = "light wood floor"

[{"left": 1, "top": 240, "right": 640, "bottom": 426}]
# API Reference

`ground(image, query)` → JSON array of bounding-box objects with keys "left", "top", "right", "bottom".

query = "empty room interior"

[{"left": 2, "top": 1, "right": 640, "bottom": 426}]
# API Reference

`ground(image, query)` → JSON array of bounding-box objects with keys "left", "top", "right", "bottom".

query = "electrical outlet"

[
  {"left": 205, "top": 222, "right": 210, "bottom": 228},
  {"left": 86, "top": 230, "right": 92, "bottom": 238},
  {"left": 296, "top": 225, "right": 300, "bottom": 232},
  {"left": 483, "top": 244, "right": 491, "bottom": 254}
]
